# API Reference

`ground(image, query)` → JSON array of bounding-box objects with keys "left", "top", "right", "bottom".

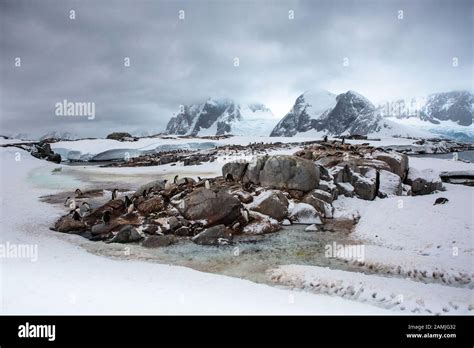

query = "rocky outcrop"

[
  {"left": 192, "top": 225, "right": 232, "bottom": 245},
  {"left": 176, "top": 188, "right": 242, "bottom": 226},
  {"left": 373, "top": 151, "right": 409, "bottom": 180},
  {"left": 222, "top": 162, "right": 248, "bottom": 181},
  {"left": 351, "top": 167, "right": 378, "bottom": 201},
  {"left": 31, "top": 142, "right": 62, "bottom": 163},
  {"left": 243, "top": 156, "right": 268, "bottom": 184},
  {"left": 248, "top": 190, "right": 289, "bottom": 221},
  {"left": 137, "top": 196, "right": 165, "bottom": 215},
  {"left": 288, "top": 203, "right": 323, "bottom": 224},
  {"left": 259, "top": 155, "right": 319, "bottom": 192},
  {"left": 109, "top": 225, "right": 143, "bottom": 243},
  {"left": 106, "top": 132, "right": 136, "bottom": 141},
  {"left": 142, "top": 235, "right": 177, "bottom": 248},
  {"left": 406, "top": 168, "right": 443, "bottom": 195},
  {"left": 378, "top": 170, "right": 402, "bottom": 198},
  {"left": 302, "top": 189, "right": 334, "bottom": 218},
  {"left": 243, "top": 211, "right": 281, "bottom": 235}
]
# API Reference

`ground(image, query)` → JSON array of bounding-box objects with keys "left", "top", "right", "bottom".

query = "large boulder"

[
  {"left": 137, "top": 196, "right": 165, "bottom": 215},
  {"left": 288, "top": 202, "right": 323, "bottom": 224},
  {"left": 248, "top": 190, "right": 289, "bottom": 221},
  {"left": 176, "top": 188, "right": 242, "bottom": 226},
  {"left": 134, "top": 180, "right": 167, "bottom": 197},
  {"left": 336, "top": 182, "right": 355, "bottom": 197},
  {"left": 242, "top": 156, "right": 268, "bottom": 185},
  {"left": 222, "top": 161, "right": 248, "bottom": 181},
  {"left": 142, "top": 235, "right": 177, "bottom": 248},
  {"left": 351, "top": 166, "right": 377, "bottom": 200},
  {"left": 373, "top": 151, "right": 409, "bottom": 180},
  {"left": 109, "top": 225, "right": 143, "bottom": 243},
  {"left": 406, "top": 168, "right": 443, "bottom": 195},
  {"left": 259, "top": 155, "right": 319, "bottom": 192},
  {"left": 318, "top": 180, "right": 339, "bottom": 201},
  {"left": 302, "top": 190, "right": 334, "bottom": 218},
  {"left": 243, "top": 211, "right": 281, "bottom": 235},
  {"left": 330, "top": 163, "right": 354, "bottom": 184},
  {"left": 378, "top": 170, "right": 402, "bottom": 198},
  {"left": 53, "top": 215, "right": 87, "bottom": 233},
  {"left": 192, "top": 224, "right": 232, "bottom": 245}
]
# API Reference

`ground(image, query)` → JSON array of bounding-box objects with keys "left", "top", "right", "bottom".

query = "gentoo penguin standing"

[
  {"left": 80, "top": 202, "right": 92, "bottom": 216},
  {"left": 75, "top": 189, "right": 83, "bottom": 198},
  {"left": 127, "top": 202, "right": 135, "bottom": 215},
  {"left": 205, "top": 180, "right": 211, "bottom": 189},
  {"left": 65, "top": 197, "right": 77, "bottom": 209},
  {"left": 111, "top": 188, "right": 119, "bottom": 200},
  {"left": 102, "top": 210, "right": 111, "bottom": 225},
  {"left": 173, "top": 175, "right": 179, "bottom": 184},
  {"left": 72, "top": 208, "right": 82, "bottom": 221}
]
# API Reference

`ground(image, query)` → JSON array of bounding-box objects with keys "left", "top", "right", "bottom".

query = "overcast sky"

[{"left": 1, "top": 0, "right": 472, "bottom": 138}]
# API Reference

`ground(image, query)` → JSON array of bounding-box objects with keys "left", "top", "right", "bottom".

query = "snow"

[
  {"left": 386, "top": 117, "right": 474, "bottom": 141},
  {"left": 409, "top": 156, "right": 474, "bottom": 176},
  {"left": 0, "top": 147, "right": 386, "bottom": 314},
  {"left": 288, "top": 202, "right": 322, "bottom": 224},
  {"left": 301, "top": 90, "right": 337, "bottom": 119},
  {"left": 269, "top": 265, "right": 472, "bottom": 314},
  {"left": 3, "top": 137, "right": 472, "bottom": 315}
]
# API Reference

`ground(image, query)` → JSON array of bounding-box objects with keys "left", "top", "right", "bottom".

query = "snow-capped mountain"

[
  {"left": 165, "top": 98, "right": 277, "bottom": 136},
  {"left": 378, "top": 91, "right": 474, "bottom": 141},
  {"left": 269, "top": 90, "right": 474, "bottom": 139},
  {"left": 270, "top": 90, "right": 337, "bottom": 136},
  {"left": 271, "top": 90, "right": 433, "bottom": 138},
  {"left": 379, "top": 91, "right": 473, "bottom": 126}
]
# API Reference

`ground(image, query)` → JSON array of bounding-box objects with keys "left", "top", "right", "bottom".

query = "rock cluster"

[
  {"left": 106, "top": 132, "right": 138, "bottom": 142},
  {"left": 51, "top": 143, "right": 445, "bottom": 248},
  {"left": 30, "top": 142, "right": 61, "bottom": 163}
]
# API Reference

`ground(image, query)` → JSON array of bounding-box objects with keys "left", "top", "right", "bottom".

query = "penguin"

[
  {"left": 173, "top": 175, "right": 179, "bottom": 184},
  {"left": 111, "top": 188, "right": 119, "bottom": 201},
  {"left": 164, "top": 180, "right": 173, "bottom": 191},
  {"left": 323, "top": 135, "right": 328, "bottom": 142},
  {"left": 124, "top": 195, "right": 132, "bottom": 208},
  {"left": 127, "top": 201, "right": 135, "bottom": 214},
  {"left": 102, "top": 210, "right": 111, "bottom": 225},
  {"left": 75, "top": 189, "right": 83, "bottom": 198},
  {"left": 80, "top": 202, "right": 92, "bottom": 216},
  {"left": 72, "top": 208, "right": 82, "bottom": 221},
  {"left": 205, "top": 180, "right": 211, "bottom": 189},
  {"left": 434, "top": 197, "right": 449, "bottom": 205},
  {"left": 197, "top": 176, "right": 202, "bottom": 182},
  {"left": 65, "top": 197, "right": 77, "bottom": 209}
]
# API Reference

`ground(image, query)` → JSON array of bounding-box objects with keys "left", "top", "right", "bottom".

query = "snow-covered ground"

[
  {"left": 0, "top": 147, "right": 387, "bottom": 314},
  {"left": 270, "top": 156, "right": 473, "bottom": 314},
  {"left": 1, "top": 136, "right": 472, "bottom": 315}
]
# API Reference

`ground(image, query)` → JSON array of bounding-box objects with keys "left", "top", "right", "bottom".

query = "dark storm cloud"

[{"left": 0, "top": 0, "right": 472, "bottom": 138}]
